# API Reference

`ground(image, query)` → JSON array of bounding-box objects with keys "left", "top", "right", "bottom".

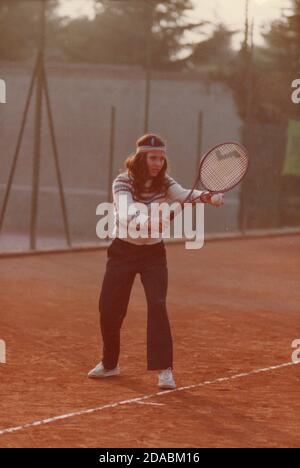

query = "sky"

[{"left": 57, "top": 0, "right": 290, "bottom": 48}]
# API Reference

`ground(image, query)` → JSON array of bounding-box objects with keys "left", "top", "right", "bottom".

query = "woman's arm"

[
  {"left": 166, "top": 176, "right": 224, "bottom": 207},
  {"left": 166, "top": 177, "right": 203, "bottom": 203},
  {"left": 113, "top": 176, "right": 149, "bottom": 229}
]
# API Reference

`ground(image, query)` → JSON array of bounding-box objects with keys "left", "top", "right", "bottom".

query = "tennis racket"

[{"left": 171, "top": 141, "right": 249, "bottom": 217}]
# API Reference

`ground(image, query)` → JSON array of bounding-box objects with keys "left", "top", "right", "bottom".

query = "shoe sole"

[
  {"left": 88, "top": 370, "right": 120, "bottom": 379},
  {"left": 158, "top": 384, "right": 176, "bottom": 390}
]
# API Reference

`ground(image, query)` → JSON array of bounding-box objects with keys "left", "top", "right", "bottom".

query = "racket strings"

[
  {"left": 202, "top": 159, "right": 244, "bottom": 190},
  {"left": 200, "top": 143, "right": 248, "bottom": 192}
]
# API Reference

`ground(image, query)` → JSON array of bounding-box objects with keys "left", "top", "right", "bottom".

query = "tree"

[
  {"left": 0, "top": 0, "right": 61, "bottom": 61},
  {"left": 227, "top": 0, "right": 300, "bottom": 124},
  {"left": 175, "top": 23, "right": 237, "bottom": 73},
  {"left": 260, "top": 0, "right": 300, "bottom": 121},
  {"left": 60, "top": 0, "right": 206, "bottom": 69},
  {"left": 263, "top": 0, "right": 300, "bottom": 74},
  {"left": 0, "top": 0, "right": 208, "bottom": 69}
]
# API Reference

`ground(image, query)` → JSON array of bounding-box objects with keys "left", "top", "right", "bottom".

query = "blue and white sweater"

[{"left": 112, "top": 171, "right": 203, "bottom": 245}]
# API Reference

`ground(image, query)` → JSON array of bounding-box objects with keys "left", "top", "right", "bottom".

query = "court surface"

[{"left": 0, "top": 235, "right": 299, "bottom": 448}]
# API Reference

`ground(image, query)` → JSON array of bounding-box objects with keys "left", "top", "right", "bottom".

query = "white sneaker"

[
  {"left": 158, "top": 368, "right": 176, "bottom": 389},
  {"left": 88, "top": 361, "right": 120, "bottom": 379}
]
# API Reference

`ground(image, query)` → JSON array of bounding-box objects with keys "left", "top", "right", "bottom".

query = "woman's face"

[{"left": 146, "top": 152, "right": 165, "bottom": 178}]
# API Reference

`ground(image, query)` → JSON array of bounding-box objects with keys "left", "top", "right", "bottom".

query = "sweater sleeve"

[{"left": 166, "top": 176, "right": 204, "bottom": 203}]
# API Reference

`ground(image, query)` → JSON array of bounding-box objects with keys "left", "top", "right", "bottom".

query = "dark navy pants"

[{"left": 99, "top": 238, "right": 173, "bottom": 371}]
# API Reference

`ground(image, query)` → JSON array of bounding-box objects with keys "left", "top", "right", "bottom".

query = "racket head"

[{"left": 198, "top": 141, "right": 249, "bottom": 193}]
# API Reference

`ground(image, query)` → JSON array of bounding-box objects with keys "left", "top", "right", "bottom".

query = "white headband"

[{"left": 137, "top": 145, "right": 166, "bottom": 153}]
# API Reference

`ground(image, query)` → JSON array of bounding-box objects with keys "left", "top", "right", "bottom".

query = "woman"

[{"left": 89, "top": 133, "right": 224, "bottom": 389}]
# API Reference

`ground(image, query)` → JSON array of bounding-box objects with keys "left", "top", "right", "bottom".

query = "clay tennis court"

[{"left": 0, "top": 234, "right": 299, "bottom": 448}]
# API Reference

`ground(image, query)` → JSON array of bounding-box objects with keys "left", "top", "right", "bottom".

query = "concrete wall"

[{"left": 0, "top": 62, "right": 242, "bottom": 242}]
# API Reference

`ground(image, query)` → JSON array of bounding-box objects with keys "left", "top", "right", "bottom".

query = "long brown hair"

[{"left": 125, "top": 134, "right": 169, "bottom": 199}]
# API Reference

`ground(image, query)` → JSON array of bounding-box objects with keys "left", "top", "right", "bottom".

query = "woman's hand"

[{"left": 199, "top": 191, "right": 224, "bottom": 207}]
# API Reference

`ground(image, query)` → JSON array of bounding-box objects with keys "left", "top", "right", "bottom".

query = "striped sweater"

[{"left": 112, "top": 171, "right": 203, "bottom": 245}]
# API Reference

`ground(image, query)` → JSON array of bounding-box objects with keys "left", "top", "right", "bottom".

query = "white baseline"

[{"left": 0, "top": 361, "right": 298, "bottom": 437}]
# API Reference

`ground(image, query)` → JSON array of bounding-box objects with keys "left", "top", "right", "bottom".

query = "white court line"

[
  {"left": 0, "top": 361, "right": 298, "bottom": 437},
  {"left": 136, "top": 401, "right": 165, "bottom": 407}
]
